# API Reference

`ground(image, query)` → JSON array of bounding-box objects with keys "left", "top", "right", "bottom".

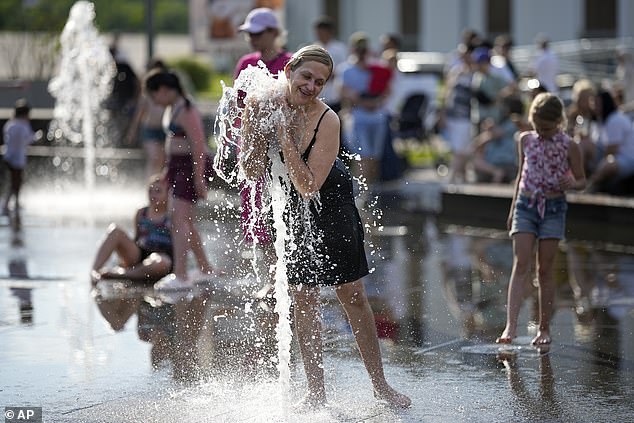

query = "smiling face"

[{"left": 285, "top": 60, "right": 330, "bottom": 107}]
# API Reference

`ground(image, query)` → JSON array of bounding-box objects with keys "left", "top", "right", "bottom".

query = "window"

[
  {"left": 486, "top": 0, "right": 511, "bottom": 40},
  {"left": 400, "top": 0, "right": 419, "bottom": 51},
  {"left": 584, "top": 0, "right": 616, "bottom": 38},
  {"left": 324, "top": 0, "right": 340, "bottom": 36}
]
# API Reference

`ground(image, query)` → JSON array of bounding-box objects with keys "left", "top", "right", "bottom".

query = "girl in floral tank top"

[
  {"left": 519, "top": 131, "right": 570, "bottom": 218},
  {"left": 497, "top": 93, "right": 586, "bottom": 347}
]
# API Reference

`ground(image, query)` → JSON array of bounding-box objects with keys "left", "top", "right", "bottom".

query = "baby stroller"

[{"left": 391, "top": 93, "right": 429, "bottom": 141}]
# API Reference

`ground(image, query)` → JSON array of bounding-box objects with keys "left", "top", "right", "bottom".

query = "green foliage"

[
  {"left": 153, "top": 1, "right": 188, "bottom": 33},
  {"left": 168, "top": 57, "right": 213, "bottom": 93},
  {"left": 0, "top": 0, "right": 75, "bottom": 32},
  {"left": 0, "top": 0, "right": 188, "bottom": 33},
  {"left": 94, "top": 1, "right": 145, "bottom": 33}
]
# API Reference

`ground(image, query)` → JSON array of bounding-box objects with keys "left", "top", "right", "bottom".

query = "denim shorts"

[{"left": 510, "top": 194, "right": 568, "bottom": 239}]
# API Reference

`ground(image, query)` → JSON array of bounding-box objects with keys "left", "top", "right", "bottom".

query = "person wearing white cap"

[
  {"left": 232, "top": 9, "right": 294, "bottom": 355},
  {"left": 233, "top": 8, "right": 292, "bottom": 80},
  {"left": 233, "top": 8, "right": 293, "bottom": 250}
]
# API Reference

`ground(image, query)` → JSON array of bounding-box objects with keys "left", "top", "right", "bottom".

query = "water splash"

[
  {"left": 48, "top": 1, "right": 115, "bottom": 190},
  {"left": 213, "top": 63, "right": 320, "bottom": 400}
]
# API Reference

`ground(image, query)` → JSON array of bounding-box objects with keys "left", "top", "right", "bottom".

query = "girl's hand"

[{"left": 558, "top": 171, "right": 575, "bottom": 191}]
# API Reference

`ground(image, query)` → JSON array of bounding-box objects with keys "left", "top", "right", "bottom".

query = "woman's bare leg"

[
  {"left": 143, "top": 141, "right": 166, "bottom": 177},
  {"left": 292, "top": 284, "right": 326, "bottom": 406},
  {"left": 188, "top": 219, "right": 212, "bottom": 273},
  {"left": 171, "top": 198, "right": 193, "bottom": 280},
  {"left": 336, "top": 280, "right": 411, "bottom": 408}
]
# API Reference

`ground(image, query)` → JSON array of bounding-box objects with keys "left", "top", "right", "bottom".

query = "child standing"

[
  {"left": 497, "top": 93, "right": 585, "bottom": 346},
  {"left": 1, "top": 99, "right": 35, "bottom": 228},
  {"left": 91, "top": 174, "right": 173, "bottom": 283}
]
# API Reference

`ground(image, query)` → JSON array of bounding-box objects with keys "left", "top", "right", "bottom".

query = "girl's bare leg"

[
  {"left": 532, "top": 239, "right": 559, "bottom": 345},
  {"left": 497, "top": 232, "right": 535, "bottom": 343},
  {"left": 116, "top": 253, "right": 172, "bottom": 280},
  {"left": 92, "top": 224, "right": 140, "bottom": 272}
]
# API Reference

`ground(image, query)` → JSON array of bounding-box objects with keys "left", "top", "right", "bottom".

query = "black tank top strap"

[{"left": 302, "top": 108, "right": 330, "bottom": 161}]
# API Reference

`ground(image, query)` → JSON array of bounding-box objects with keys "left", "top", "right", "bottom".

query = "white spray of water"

[
  {"left": 213, "top": 64, "right": 308, "bottom": 401},
  {"left": 48, "top": 1, "right": 115, "bottom": 190}
]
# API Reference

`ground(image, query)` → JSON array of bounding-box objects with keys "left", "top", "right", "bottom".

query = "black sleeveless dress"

[{"left": 284, "top": 109, "right": 369, "bottom": 286}]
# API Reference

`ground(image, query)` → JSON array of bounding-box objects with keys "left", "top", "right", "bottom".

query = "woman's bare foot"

[
  {"left": 374, "top": 385, "right": 412, "bottom": 409},
  {"left": 294, "top": 392, "right": 326, "bottom": 410},
  {"left": 531, "top": 330, "right": 551, "bottom": 346}
]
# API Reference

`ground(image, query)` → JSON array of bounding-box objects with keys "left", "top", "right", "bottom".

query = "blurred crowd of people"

[
  {"left": 436, "top": 29, "right": 634, "bottom": 195},
  {"left": 308, "top": 22, "right": 634, "bottom": 196}
]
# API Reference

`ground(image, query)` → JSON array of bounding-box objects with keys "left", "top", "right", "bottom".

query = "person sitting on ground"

[
  {"left": 91, "top": 174, "right": 172, "bottom": 283},
  {"left": 472, "top": 94, "right": 525, "bottom": 183}
]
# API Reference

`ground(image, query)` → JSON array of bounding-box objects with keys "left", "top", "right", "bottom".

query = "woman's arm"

[{"left": 280, "top": 109, "right": 340, "bottom": 198}]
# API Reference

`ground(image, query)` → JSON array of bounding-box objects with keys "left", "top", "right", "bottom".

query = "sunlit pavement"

[{"left": 1, "top": 184, "right": 633, "bottom": 422}]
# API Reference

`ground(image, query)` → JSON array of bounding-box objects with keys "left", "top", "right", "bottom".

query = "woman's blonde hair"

[
  {"left": 528, "top": 92, "right": 566, "bottom": 130},
  {"left": 286, "top": 44, "right": 333, "bottom": 80},
  {"left": 571, "top": 78, "right": 596, "bottom": 103}
]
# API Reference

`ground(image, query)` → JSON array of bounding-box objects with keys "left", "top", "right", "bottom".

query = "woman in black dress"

[{"left": 239, "top": 44, "right": 411, "bottom": 409}]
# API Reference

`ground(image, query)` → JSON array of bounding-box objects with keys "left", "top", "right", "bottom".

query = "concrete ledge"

[
  {"left": 1, "top": 145, "right": 145, "bottom": 160},
  {"left": 439, "top": 182, "right": 634, "bottom": 246}
]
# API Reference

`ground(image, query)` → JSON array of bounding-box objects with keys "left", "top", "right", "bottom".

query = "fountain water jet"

[
  {"left": 214, "top": 64, "right": 309, "bottom": 403},
  {"left": 48, "top": 1, "right": 115, "bottom": 190}
]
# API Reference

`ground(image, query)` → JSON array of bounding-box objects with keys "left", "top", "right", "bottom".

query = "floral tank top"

[{"left": 518, "top": 130, "right": 570, "bottom": 218}]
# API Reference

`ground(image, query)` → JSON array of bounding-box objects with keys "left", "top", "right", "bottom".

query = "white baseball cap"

[{"left": 238, "top": 8, "right": 280, "bottom": 33}]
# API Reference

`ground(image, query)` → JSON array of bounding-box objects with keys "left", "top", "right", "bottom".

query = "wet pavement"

[{"left": 1, "top": 182, "right": 634, "bottom": 422}]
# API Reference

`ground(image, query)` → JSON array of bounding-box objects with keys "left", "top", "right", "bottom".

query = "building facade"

[{"left": 283, "top": 0, "right": 634, "bottom": 53}]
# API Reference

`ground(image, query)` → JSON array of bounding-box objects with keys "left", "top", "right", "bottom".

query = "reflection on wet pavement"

[{"left": 1, "top": 189, "right": 633, "bottom": 422}]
